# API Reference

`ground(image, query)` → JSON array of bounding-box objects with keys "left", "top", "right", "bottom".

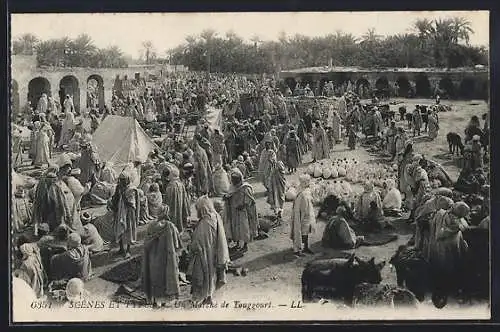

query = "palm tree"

[
  {"left": 450, "top": 17, "right": 474, "bottom": 45},
  {"left": 362, "top": 28, "right": 382, "bottom": 44},
  {"left": 13, "top": 33, "right": 39, "bottom": 55},
  {"left": 72, "top": 34, "right": 97, "bottom": 66},
  {"left": 200, "top": 29, "right": 216, "bottom": 73}
]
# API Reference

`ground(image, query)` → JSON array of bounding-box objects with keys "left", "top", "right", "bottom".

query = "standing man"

[
  {"left": 290, "top": 174, "right": 316, "bottom": 257},
  {"left": 223, "top": 169, "right": 258, "bottom": 253}
]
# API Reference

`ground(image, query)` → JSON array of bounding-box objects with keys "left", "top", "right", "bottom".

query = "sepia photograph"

[{"left": 9, "top": 11, "right": 490, "bottom": 322}]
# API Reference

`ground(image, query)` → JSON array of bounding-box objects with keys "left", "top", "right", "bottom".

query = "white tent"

[{"left": 92, "top": 115, "right": 159, "bottom": 173}]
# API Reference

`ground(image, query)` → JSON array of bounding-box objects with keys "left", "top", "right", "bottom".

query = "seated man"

[
  {"left": 421, "top": 158, "right": 453, "bottom": 188},
  {"left": 355, "top": 181, "right": 385, "bottom": 229},
  {"left": 37, "top": 224, "right": 69, "bottom": 278},
  {"left": 322, "top": 206, "right": 364, "bottom": 249},
  {"left": 382, "top": 179, "right": 402, "bottom": 217},
  {"left": 81, "top": 212, "right": 105, "bottom": 254},
  {"left": 50, "top": 233, "right": 92, "bottom": 281},
  {"left": 455, "top": 167, "right": 486, "bottom": 195}
]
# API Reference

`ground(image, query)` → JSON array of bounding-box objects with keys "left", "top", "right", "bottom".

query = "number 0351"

[{"left": 30, "top": 301, "right": 53, "bottom": 309}]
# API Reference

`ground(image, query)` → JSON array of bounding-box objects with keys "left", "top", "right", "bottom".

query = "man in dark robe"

[
  {"left": 31, "top": 166, "right": 58, "bottom": 233},
  {"left": 142, "top": 206, "right": 182, "bottom": 306},
  {"left": 193, "top": 138, "right": 213, "bottom": 196},
  {"left": 46, "top": 156, "right": 85, "bottom": 236},
  {"left": 285, "top": 131, "right": 302, "bottom": 173},
  {"left": 223, "top": 169, "right": 258, "bottom": 252},
  {"left": 109, "top": 170, "right": 139, "bottom": 258},
  {"left": 163, "top": 166, "right": 191, "bottom": 232},
  {"left": 78, "top": 139, "right": 100, "bottom": 186}
]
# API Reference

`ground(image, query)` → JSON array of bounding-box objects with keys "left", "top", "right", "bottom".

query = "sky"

[{"left": 11, "top": 11, "right": 489, "bottom": 58}]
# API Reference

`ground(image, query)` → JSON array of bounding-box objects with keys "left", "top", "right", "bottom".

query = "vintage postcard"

[{"left": 9, "top": 11, "right": 490, "bottom": 322}]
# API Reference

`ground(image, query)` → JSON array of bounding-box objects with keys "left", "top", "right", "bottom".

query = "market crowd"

[{"left": 12, "top": 70, "right": 489, "bottom": 307}]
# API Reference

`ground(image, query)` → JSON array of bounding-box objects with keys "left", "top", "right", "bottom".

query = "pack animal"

[
  {"left": 446, "top": 132, "right": 464, "bottom": 155},
  {"left": 352, "top": 283, "right": 419, "bottom": 309},
  {"left": 389, "top": 245, "right": 429, "bottom": 302},
  {"left": 301, "top": 254, "right": 385, "bottom": 305}
]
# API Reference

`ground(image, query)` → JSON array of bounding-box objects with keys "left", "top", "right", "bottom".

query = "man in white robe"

[{"left": 290, "top": 174, "right": 316, "bottom": 257}]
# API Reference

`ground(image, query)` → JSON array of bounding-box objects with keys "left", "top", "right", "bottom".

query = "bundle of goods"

[
  {"left": 305, "top": 158, "right": 358, "bottom": 180},
  {"left": 309, "top": 178, "right": 361, "bottom": 206},
  {"left": 344, "top": 162, "right": 398, "bottom": 188}
]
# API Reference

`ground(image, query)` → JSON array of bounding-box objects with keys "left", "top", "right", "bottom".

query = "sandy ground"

[
  {"left": 84, "top": 99, "right": 488, "bottom": 297},
  {"left": 14, "top": 98, "right": 490, "bottom": 320}
]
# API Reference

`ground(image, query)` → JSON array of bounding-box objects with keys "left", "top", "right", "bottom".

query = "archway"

[
  {"left": 396, "top": 76, "right": 411, "bottom": 98},
  {"left": 87, "top": 75, "right": 105, "bottom": 110},
  {"left": 11, "top": 79, "right": 20, "bottom": 116},
  {"left": 438, "top": 78, "right": 455, "bottom": 99},
  {"left": 375, "top": 77, "right": 389, "bottom": 91},
  {"left": 356, "top": 78, "right": 371, "bottom": 99},
  {"left": 415, "top": 74, "right": 431, "bottom": 98},
  {"left": 59, "top": 75, "right": 80, "bottom": 113},
  {"left": 27, "top": 77, "right": 51, "bottom": 111},
  {"left": 284, "top": 77, "right": 296, "bottom": 90},
  {"left": 458, "top": 78, "right": 476, "bottom": 100}
]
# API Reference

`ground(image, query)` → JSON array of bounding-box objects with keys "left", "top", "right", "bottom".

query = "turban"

[
  {"left": 451, "top": 202, "right": 470, "bottom": 218},
  {"left": 81, "top": 212, "right": 92, "bottom": 224},
  {"left": 67, "top": 233, "right": 82, "bottom": 248}
]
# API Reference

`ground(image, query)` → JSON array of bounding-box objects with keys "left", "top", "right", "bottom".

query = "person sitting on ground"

[
  {"left": 414, "top": 194, "right": 454, "bottom": 257},
  {"left": 14, "top": 243, "right": 46, "bottom": 298},
  {"left": 50, "top": 232, "right": 92, "bottom": 281},
  {"left": 428, "top": 201, "right": 470, "bottom": 281},
  {"left": 322, "top": 206, "right": 365, "bottom": 250},
  {"left": 81, "top": 212, "right": 105, "bottom": 254},
  {"left": 382, "top": 179, "right": 402, "bottom": 217},
  {"left": 455, "top": 157, "right": 486, "bottom": 195},
  {"left": 36, "top": 224, "right": 70, "bottom": 277},
  {"left": 355, "top": 181, "right": 384, "bottom": 227},
  {"left": 421, "top": 157, "right": 453, "bottom": 188}
]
